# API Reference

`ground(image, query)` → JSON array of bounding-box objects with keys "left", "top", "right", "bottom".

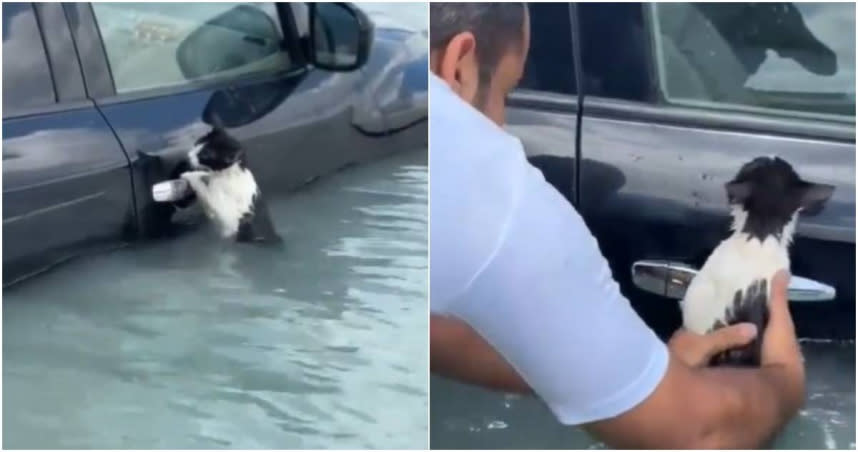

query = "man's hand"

[
  {"left": 668, "top": 270, "right": 797, "bottom": 370},
  {"left": 587, "top": 269, "right": 805, "bottom": 448},
  {"left": 760, "top": 270, "right": 803, "bottom": 368},
  {"left": 759, "top": 270, "right": 805, "bottom": 417},
  {"left": 668, "top": 323, "right": 758, "bottom": 368}
]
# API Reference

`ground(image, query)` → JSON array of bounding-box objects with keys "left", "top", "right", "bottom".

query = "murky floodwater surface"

[
  {"left": 4, "top": 150, "right": 428, "bottom": 449},
  {"left": 431, "top": 340, "right": 855, "bottom": 450}
]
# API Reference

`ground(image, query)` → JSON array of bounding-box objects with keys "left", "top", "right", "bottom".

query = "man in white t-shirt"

[{"left": 429, "top": 3, "right": 805, "bottom": 448}]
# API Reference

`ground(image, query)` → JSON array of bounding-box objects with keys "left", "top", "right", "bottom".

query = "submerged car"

[
  {"left": 507, "top": 2, "right": 855, "bottom": 340},
  {"left": 2, "top": 2, "right": 427, "bottom": 285}
]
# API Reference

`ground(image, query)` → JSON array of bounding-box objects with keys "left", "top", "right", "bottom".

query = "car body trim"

[
  {"left": 584, "top": 97, "right": 855, "bottom": 143},
  {"left": 3, "top": 191, "right": 105, "bottom": 224}
]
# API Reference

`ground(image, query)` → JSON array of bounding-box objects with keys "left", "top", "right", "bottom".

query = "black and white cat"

[
  {"left": 181, "top": 127, "right": 281, "bottom": 243},
  {"left": 681, "top": 156, "right": 833, "bottom": 366}
]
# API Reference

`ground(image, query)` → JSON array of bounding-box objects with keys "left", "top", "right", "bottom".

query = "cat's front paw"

[{"left": 180, "top": 171, "right": 210, "bottom": 187}]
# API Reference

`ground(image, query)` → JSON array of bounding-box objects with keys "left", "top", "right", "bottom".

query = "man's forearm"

[
  {"left": 700, "top": 364, "right": 805, "bottom": 448},
  {"left": 430, "top": 314, "right": 532, "bottom": 393}
]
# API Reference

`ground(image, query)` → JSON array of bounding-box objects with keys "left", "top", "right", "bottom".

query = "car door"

[
  {"left": 65, "top": 2, "right": 389, "bottom": 236},
  {"left": 2, "top": 3, "right": 134, "bottom": 284},
  {"left": 575, "top": 2, "right": 855, "bottom": 339}
]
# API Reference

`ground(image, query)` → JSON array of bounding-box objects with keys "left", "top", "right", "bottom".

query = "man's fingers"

[
  {"left": 706, "top": 323, "right": 758, "bottom": 356},
  {"left": 769, "top": 269, "right": 792, "bottom": 318},
  {"left": 770, "top": 269, "right": 791, "bottom": 302}
]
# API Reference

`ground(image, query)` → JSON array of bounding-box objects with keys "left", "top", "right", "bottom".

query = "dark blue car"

[{"left": 2, "top": 2, "right": 428, "bottom": 285}]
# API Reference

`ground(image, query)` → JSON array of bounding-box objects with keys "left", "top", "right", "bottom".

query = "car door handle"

[{"left": 631, "top": 260, "right": 837, "bottom": 303}]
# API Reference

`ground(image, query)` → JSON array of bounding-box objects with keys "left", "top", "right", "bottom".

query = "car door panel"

[
  {"left": 96, "top": 67, "right": 397, "bottom": 231},
  {"left": 579, "top": 105, "right": 855, "bottom": 340},
  {"left": 227, "top": 69, "right": 399, "bottom": 188},
  {"left": 357, "top": 27, "right": 429, "bottom": 151},
  {"left": 3, "top": 108, "right": 135, "bottom": 283}
]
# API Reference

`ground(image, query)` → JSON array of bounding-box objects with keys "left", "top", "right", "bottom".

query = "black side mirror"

[{"left": 308, "top": 3, "right": 373, "bottom": 71}]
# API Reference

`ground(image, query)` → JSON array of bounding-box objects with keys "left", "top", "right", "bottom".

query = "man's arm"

[
  {"left": 586, "top": 358, "right": 802, "bottom": 448},
  {"left": 431, "top": 272, "right": 804, "bottom": 448},
  {"left": 431, "top": 313, "right": 530, "bottom": 393},
  {"left": 585, "top": 270, "right": 803, "bottom": 449}
]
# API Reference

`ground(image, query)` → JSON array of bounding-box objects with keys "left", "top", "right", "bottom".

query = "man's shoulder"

[
  {"left": 429, "top": 77, "right": 534, "bottom": 308},
  {"left": 430, "top": 80, "right": 529, "bottom": 198}
]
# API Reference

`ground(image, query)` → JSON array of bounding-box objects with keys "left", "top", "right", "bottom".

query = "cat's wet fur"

[
  {"left": 181, "top": 127, "right": 282, "bottom": 244},
  {"left": 681, "top": 156, "right": 833, "bottom": 367}
]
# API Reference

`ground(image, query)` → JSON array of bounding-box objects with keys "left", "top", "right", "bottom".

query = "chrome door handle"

[
  {"left": 787, "top": 275, "right": 838, "bottom": 302},
  {"left": 631, "top": 260, "right": 837, "bottom": 303},
  {"left": 630, "top": 260, "right": 693, "bottom": 300}
]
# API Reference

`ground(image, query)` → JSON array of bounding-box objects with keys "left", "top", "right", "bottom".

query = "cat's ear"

[
  {"left": 797, "top": 182, "right": 834, "bottom": 215},
  {"left": 725, "top": 181, "right": 752, "bottom": 204}
]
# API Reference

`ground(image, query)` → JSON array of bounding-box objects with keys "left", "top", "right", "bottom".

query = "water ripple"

[
  {"left": 4, "top": 150, "right": 428, "bottom": 449},
  {"left": 431, "top": 340, "right": 854, "bottom": 449}
]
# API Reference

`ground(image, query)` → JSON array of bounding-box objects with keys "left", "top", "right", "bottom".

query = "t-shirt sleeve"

[{"left": 445, "top": 163, "right": 669, "bottom": 425}]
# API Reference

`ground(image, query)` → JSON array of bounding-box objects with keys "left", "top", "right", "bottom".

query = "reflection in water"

[
  {"left": 3, "top": 150, "right": 428, "bottom": 449},
  {"left": 431, "top": 341, "right": 855, "bottom": 450}
]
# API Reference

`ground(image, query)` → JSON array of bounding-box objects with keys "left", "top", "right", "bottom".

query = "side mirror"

[{"left": 308, "top": 3, "right": 373, "bottom": 71}]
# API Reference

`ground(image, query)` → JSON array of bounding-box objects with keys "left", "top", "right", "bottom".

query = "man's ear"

[
  {"left": 725, "top": 181, "right": 752, "bottom": 204},
  {"left": 796, "top": 182, "right": 834, "bottom": 215},
  {"left": 436, "top": 32, "right": 480, "bottom": 103}
]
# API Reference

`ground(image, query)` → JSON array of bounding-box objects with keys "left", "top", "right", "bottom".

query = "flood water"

[
  {"left": 431, "top": 340, "right": 855, "bottom": 450},
  {"left": 3, "top": 149, "right": 428, "bottom": 449}
]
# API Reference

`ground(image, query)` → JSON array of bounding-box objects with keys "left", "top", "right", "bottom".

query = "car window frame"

[
  {"left": 76, "top": 2, "right": 310, "bottom": 104},
  {"left": 577, "top": 2, "right": 854, "bottom": 144},
  {"left": 34, "top": 3, "right": 87, "bottom": 103},
  {"left": 1, "top": 2, "right": 61, "bottom": 119},
  {"left": 515, "top": 2, "right": 579, "bottom": 98},
  {"left": 509, "top": 3, "right": 583, "bottom": 113}
]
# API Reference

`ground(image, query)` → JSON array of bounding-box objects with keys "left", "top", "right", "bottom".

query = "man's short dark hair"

[{"left": 430, "top": 3, "right": 526, "bottom": 103}]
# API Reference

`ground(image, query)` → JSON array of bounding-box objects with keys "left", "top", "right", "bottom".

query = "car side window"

[
  {"left": 92, "top": 3, "right": 295, "bottom": 94},
  {"left": 650, "top": 3, "right": 855, "bottom": 119},
  {"left": 2, "top": 3, "right": 57, "bottom": 115},
  {"left": 517, "top": 3, "right": 577, "bottom": 95},
  {"left": 578, "top": 3, "right": 653, "bottom": 102}
]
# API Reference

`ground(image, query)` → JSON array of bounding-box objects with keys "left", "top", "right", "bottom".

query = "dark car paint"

[
  {"left": 3, "top": 108, "right": 135, "bottom": 283},
  {"left": 2, "top": 2, "right": 427, "bottom": 285},
  {"left": 507, "top": 3, "right": 855, "bottom": 340}
]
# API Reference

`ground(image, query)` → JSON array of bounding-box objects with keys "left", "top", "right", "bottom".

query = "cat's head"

[
  {"left": 725, "top": 156, "right": 834, "bottom": 242},
  {"left": 188, "top": 126, "right": 244, "bottom": 171}
]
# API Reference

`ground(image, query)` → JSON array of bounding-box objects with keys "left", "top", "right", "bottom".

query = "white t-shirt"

[{"left": 430, "top": 74, "right": 669, "bottom": 425}]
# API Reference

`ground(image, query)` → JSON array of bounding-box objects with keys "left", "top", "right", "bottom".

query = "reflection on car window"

[
  {"left": 651, "top": 2, "right": 855, "bottom": 119},
  {"left": 2, "top": 3, "right": 56, "bottom": 115},
  {"left": 92, "top": 2, "right": 293, "bottom": 94},
  {"left": 518, "top": 3, "right": 577, "bottom": 95}
]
